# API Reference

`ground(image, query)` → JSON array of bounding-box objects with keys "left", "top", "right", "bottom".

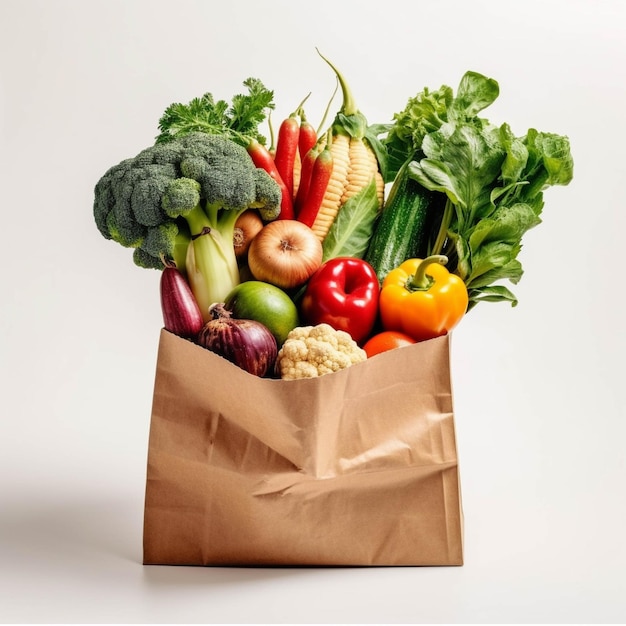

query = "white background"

[{"left": 1, "top": 0, "right": 625, "bottom": 623}]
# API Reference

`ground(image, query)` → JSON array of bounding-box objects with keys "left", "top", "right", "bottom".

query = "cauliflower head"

[{"left": 276, "top": 323, "right": 367, "bottom": 380}]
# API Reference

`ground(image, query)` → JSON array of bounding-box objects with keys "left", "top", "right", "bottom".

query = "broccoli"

[{"left": 93, "top": 132, "right": 282, "bottom": 317}]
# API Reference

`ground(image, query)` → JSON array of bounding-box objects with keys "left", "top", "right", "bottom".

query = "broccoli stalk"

[
  {"left": 93, "top": 133, "right": 282, "bottom": 318},
  {"left": 164, "top": 180, "right": 246, "bottom": 319}
]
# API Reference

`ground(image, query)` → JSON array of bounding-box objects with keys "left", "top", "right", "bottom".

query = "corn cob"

[
  {"left": 311, "top": 51, "right": 385, "bottom": 241},
  {"left": 342, "top": 137, "right": 385, "bottom": 207}
]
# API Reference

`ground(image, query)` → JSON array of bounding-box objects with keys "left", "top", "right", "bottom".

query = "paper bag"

[{"left": 143, "top": 328, "right": 464, "bottom": 566}]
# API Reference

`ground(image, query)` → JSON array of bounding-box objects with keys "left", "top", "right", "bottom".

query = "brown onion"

[
  {"left": 233, "top": 210, "right": 264, "bottom": 259},
  {"left": 197, "top": 304, "right": 277, "bottom": 377},
  {"left": 247, "top": 219, "right": 323, "bottom": 290}
]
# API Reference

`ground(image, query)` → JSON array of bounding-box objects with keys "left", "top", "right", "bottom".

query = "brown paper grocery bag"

[{"left": 143, "top": 329, "right": 464, "bottom": 566}]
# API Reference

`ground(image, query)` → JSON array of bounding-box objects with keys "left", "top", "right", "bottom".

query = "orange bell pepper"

[{"left": 379, "top": 255, "right": 468, "bottom": 342}]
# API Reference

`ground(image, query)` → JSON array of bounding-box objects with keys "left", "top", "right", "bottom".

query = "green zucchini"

[{"left": 365, "top": 164, "right": 444, "bottom": 284}]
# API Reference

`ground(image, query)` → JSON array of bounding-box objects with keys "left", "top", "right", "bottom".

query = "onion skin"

[
  {"left": 160, "top": 266, "right": 204, "bottom": 339},
  {"left": 247, "top": 219, "right": 323, "bottom": 290},
  {"left": 233, "top": 210, "right": 264, "bottom": 259},
  {"left": 197, "top": 304, "right": 278, "bottom": 377}
]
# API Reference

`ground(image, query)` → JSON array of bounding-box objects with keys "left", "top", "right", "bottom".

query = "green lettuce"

[{"left": 388, "top": 71, "right": 573, "bottom": 309}]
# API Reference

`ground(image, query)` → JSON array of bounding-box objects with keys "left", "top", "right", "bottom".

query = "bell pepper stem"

[{"left": 408, "top": 255, "right": 448, "bottom": 291}]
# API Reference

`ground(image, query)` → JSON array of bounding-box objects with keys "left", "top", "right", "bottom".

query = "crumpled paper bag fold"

[{"left": 143, "top": 329, "right": 464, "bottom": 566}]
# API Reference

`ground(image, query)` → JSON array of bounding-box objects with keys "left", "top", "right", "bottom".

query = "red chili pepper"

[
  {"left": 293, "top": 142, "right": 321, "bottom": 217},
  {"left": 297, "top": 143, "right": 333, "bottom": 228},
  {"left": 274, "top": 115, "right": 300, "bottom": 199},
  {"left": 298, "top": 116, "right": 318, "bottom": 161},
  {"left": 274, "top": 95, "right": 313, "bottom": 200},
  {"left": 246, "top": 139, "right": 294, "bottom": 220}
]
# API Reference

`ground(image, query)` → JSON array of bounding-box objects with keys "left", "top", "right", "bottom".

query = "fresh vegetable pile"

[{"left": 94, "top": 52, "right": 573, "bottom": 379}]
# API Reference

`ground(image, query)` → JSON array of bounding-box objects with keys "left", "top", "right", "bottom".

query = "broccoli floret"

[
  {"left": 93, "top": 133, "right": 282, "bottom": 316},
  {"left": 132, "top": 247, "right": 163, "bottom": 270}
]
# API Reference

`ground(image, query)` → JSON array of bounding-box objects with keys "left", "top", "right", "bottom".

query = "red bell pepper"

[{"left": 300, "top": 257, "right": 380, "bottom": 345}]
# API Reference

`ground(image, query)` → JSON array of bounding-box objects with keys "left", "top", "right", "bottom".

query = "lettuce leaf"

[{"left": 389, "top": 70, "right": 574, "bottom": 309}]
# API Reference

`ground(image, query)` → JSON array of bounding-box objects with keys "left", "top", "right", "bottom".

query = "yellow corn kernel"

[
  {"left": 292, "top": 150, "right": 302, "bottom": 200},
  {"left": 341, "top": 139, "right": 383, "bottom": 207},
  {"left": 375, "top": 170, "right": 385, "bottom": 207}
]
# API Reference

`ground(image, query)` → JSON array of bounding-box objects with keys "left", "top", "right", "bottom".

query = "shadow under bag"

[{"left": 143, "top": 329, "right": 464, "bottom": 566}]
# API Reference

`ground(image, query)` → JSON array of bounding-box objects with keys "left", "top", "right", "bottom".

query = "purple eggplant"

[{"left": 160, "top": 266, "right": 204, "bottom": 339}]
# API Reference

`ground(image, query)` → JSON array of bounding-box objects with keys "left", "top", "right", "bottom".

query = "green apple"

[{"left": 224, "top": 281, "right": 300, "bottom": 347}]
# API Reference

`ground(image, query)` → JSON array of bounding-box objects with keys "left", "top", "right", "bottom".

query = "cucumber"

[{"left": 365, "top": 166, "right": 443, "bottom": 284}]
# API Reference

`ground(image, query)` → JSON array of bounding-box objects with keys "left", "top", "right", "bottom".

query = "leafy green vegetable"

[
  {"left": 155, "top": 77, "right": 275, "bottom": 146},
  {"left": 321, "top": 179, "right": 379, "bottom": 262},
  {"left": 385, "top": 70, "right": 574, "bottom": 309},
  {"left": 382, "top": 85, "right": 453, "bottom": 182}
]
